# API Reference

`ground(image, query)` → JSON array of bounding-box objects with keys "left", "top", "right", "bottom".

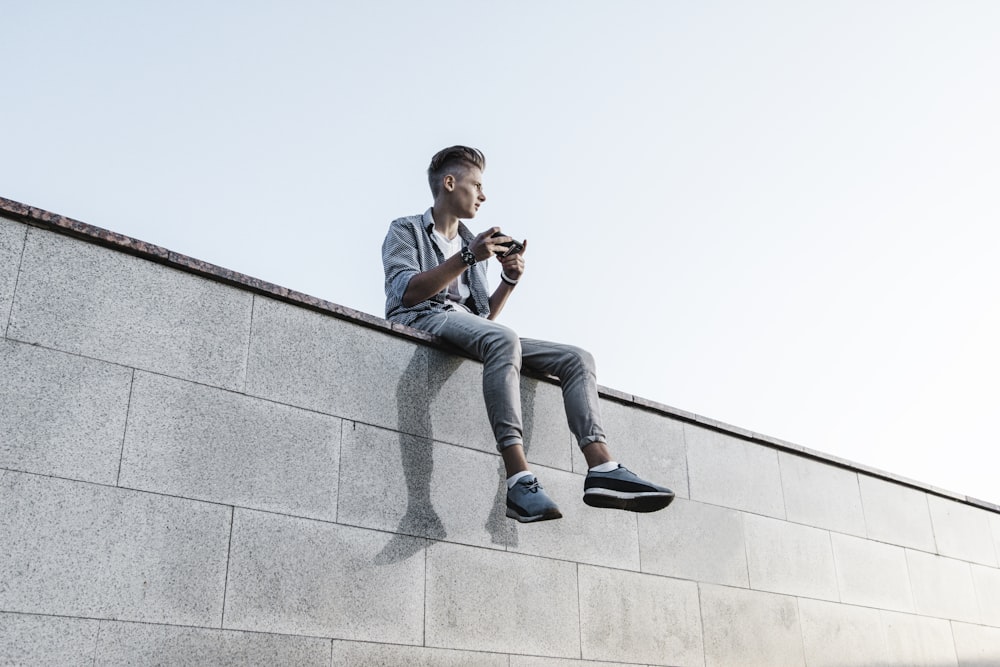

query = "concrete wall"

[{"left": 2, "top": 203, "right": 1000, "bottom": 666}]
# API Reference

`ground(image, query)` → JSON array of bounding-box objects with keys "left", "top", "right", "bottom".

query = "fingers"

[
  {"left": 472, "top": 227, "right": 519, "bottom": 261},
  {"left": 476, "top": 227, "right": 502, "bottom": 242},
  {"left": 487, "top": 228, "right": 514, "bottom": 246},
  {"left": 471, "top": 227, "right": 503, "bottom": 261},
  {"left": 499, "top": 248, "right": 526, "bottom": 280}
]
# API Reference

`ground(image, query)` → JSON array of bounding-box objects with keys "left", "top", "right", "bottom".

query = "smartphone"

[{"left": 491, "top": 231, "right": 525, "bottom": 258}]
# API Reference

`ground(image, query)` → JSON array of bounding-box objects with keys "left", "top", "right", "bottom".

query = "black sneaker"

[
  {"left": 506, "top": 475, "right": 563, "bottom": 523},
  {"left": 584, "top": 465, "right": 674, "bottom": 513}
]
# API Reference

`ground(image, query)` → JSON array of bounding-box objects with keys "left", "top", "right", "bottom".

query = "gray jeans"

[{"left": 412, "top": 308, "right": 607, "bottom": 451}]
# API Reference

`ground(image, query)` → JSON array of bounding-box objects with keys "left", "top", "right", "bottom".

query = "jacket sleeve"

[{"left": 382, "top": 219, "right": 424, "bottom": 318}]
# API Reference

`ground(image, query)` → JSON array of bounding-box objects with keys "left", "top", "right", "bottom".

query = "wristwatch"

[{"left": 460, "top": 247, "right": 477, "bottom": 266}]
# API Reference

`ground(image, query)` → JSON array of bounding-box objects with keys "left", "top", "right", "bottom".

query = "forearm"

[
  {"left": 488, "top": 243, "right": 526, "bottom": 319},
  {"left": 401, "top": 254, "right": 468, "bottom": 307},
  {"left": 487, "top": 280, "right": 516, "bottom": 320}
]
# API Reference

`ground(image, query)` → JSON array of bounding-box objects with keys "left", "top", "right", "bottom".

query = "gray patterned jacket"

[{"left": 382, "top": 209, "right": 492, "bottom": 327}]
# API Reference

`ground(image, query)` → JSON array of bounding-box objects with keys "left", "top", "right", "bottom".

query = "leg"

[
  {"left": 520, "top": 338, "right": 608, "bottom": 450},
  {"left": 581, "top": 441, "right": 613, "bottom": 468},
  {"left": 519, "top": 338, "right": 612, "bottom": 464},
  {"left": 415, "top": 310, "right": 525, "bottom": 451},
  {"left": 414, "top": 312, "right": 561, "bottom": 523},
  {"left": 521, "top": 337, "right": 674, "bottom": 513},
  {"left": 501, "top": 443, "right": 529, "bottom": 478}
]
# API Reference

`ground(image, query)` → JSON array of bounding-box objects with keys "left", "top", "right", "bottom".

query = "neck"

[{"left": 430, "top": 205, "right": 461, "bottom": 239}]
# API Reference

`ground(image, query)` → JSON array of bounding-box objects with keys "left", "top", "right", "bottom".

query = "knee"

[
  {"left": 567, "top": 345, "right": 596, "bottom": 376},
  {"left": 483, "top": 325, "right": 521, "bottom": 363}
]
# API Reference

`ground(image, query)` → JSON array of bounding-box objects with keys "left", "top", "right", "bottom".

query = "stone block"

[
  {"left": 857, "top": 475, "right": 936, "bottom": 552},
  {"left": 337, "top": 421, "right": 502, "bottom": 548},
  {"left": 120, "top": 371, "right": 340, "bottom": 521},
  {"left": 330, "top": 641, "right": 508, "bottom": 666},
  {"left": 425, "top": 542, "right": 579, "bottom": 658},
  {"left": 992, "top": 514, "right": 1000, "bottom": 565},
  {"left": 578, "top": 566, "right": 703, "bottom": 666},
  {"left": 245, "top": 296, "right": 433, "bottom": 434},
  {"left": 830, "top": 532, "right": 914, "bottom": 612},
  {"left": 700, "top": 584, "right": 804, "bottom": 667},
  {"left": 510, "top": 466, "right": 641, "bottom": 570},
  {"left": 425, "top": 347, "right": 577, "bottom": 468},
  {"left": 927, "top": 495, "right": 999, "bottom": 566},
  {"left": 8, "top": 228, "right": 253, "bottom": 390},
  {"left": 418, "top": 347, "right": 495, "bottom": 453},
  {"left": 586, "top": 398, "right": 689, "bottom": 499},
  {"left": 906, "top": 549, "right": 981, "bottom": 623},
  {"left": 94, "top": 621, "right": 331, "bottom": 666},
  {"left": 797, "top": 599, "right": 888, "bottom": 667},
  {"left": 744, "top": 513, "right": 839, "bottom": 601},
  {"left": 337, "top": 410, "right": 635, "bottom": 565},
  {"left": 0, "top": 339, "right": 132, "bottom": 484},
  {"left": 509, "top": 659, "right": 634, "bottom": 667},
  {"left": 0, "top": 470, "right": 230, "bottom": 625},
  {"left": 778, "top": 452, "right": 865, "bottom": 536},
  {"left": 0, "top": 216, "right": 26, "bottom": 330},
  {"left": 685, "top": 424, "right": 785, "bottom": 519},
  {"left": 223, "top": 509, "right": 425, "bottom": 644},
  {"left": 971, "top": 564, "right": 1000, "bottom": 627},
  {"left": 880, "top": 610, "right": 959, "bottom": 667},
  {"left": 518, "top": 371, "right": 576, "bottom": 471},
  {"left": 952, "top": 622, "right": 1000, "bottom": 666},
  {"left": 0, "top": 611, "right": 99, "bottom": 667},
  {"left": 638, "top": 497, "right": 749, "bottom": 587}
]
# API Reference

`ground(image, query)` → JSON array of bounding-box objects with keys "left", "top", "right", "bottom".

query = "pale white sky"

[{"left": 4, "top": 1, "right": 998, "bottom": 503}]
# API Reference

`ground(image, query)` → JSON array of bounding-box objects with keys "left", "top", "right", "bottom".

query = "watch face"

[{"left": 462, "top": 249, "right": 476, "bottom": 266}]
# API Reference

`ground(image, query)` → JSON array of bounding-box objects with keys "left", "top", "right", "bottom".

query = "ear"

[{"left": 442, "top": 174, "right": 455, "bottom": 192}]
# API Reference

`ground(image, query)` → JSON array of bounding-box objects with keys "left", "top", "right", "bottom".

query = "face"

[{"left": 446, "top": 166, "right": 486, "bottom": 218}]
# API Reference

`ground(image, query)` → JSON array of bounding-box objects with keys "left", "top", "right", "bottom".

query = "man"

[{"left": 382, "top": 145, "right": 673, "bottom": 522}]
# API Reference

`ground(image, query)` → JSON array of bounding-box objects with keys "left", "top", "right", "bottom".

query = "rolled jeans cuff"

[{"left": 497, "top": 437, "right": 524, "bottom": 451}]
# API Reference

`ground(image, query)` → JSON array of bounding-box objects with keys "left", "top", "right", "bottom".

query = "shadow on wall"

[{"left": 376, "top": 345, "right": 541, "bottom": 563}]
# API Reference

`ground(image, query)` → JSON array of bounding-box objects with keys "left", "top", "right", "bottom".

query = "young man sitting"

[{"left": 382, "top": 145, "right": 673, "bottom": 522}]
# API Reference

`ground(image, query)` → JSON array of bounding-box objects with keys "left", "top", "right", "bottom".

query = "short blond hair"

[{"left": 427, "top": 146, "right": 486, "bottom": 197}]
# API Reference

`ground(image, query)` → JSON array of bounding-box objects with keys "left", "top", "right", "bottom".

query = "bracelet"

[{"left": 500, "top": 272, "right": 519, "bottom": 286}]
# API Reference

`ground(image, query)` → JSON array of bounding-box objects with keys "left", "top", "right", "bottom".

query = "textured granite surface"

[{"left": 3, "top": 194, "right": 1000, "bottom": 666}]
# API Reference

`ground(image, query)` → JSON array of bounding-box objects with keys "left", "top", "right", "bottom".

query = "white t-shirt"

[{"left": 430, "top": 228, "right": 472, "bottom": 306}]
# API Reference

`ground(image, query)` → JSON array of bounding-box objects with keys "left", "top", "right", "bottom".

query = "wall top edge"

[{"left": 1, "top": 195, "right": 993, "bottom": 512}]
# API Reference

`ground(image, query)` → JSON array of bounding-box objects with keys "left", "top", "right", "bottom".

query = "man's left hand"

[{"left": 499, "top": 239, "right": 527, "bottom": 282}]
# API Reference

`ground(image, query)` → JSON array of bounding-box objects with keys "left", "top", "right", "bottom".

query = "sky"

[{"left": 4, "top": 1, "right": 999, "bottom": 504}]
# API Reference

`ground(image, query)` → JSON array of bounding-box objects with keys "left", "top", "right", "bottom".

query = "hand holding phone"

[{"left": 491, "top": 231, "right": 525, "bottom": 258}]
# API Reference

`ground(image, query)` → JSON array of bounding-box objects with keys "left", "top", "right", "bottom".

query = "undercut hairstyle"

[{"left": 427, "top": 145, "right": 486, "bottom": 197}]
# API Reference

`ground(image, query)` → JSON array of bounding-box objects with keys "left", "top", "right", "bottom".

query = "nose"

[{"left": 478, "top": 190, "right": 486, "bottom": 202}]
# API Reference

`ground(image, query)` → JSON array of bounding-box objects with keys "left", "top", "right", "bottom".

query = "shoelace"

[{"left": 522, "top": 479, "right": 540, "bottom": 494}]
